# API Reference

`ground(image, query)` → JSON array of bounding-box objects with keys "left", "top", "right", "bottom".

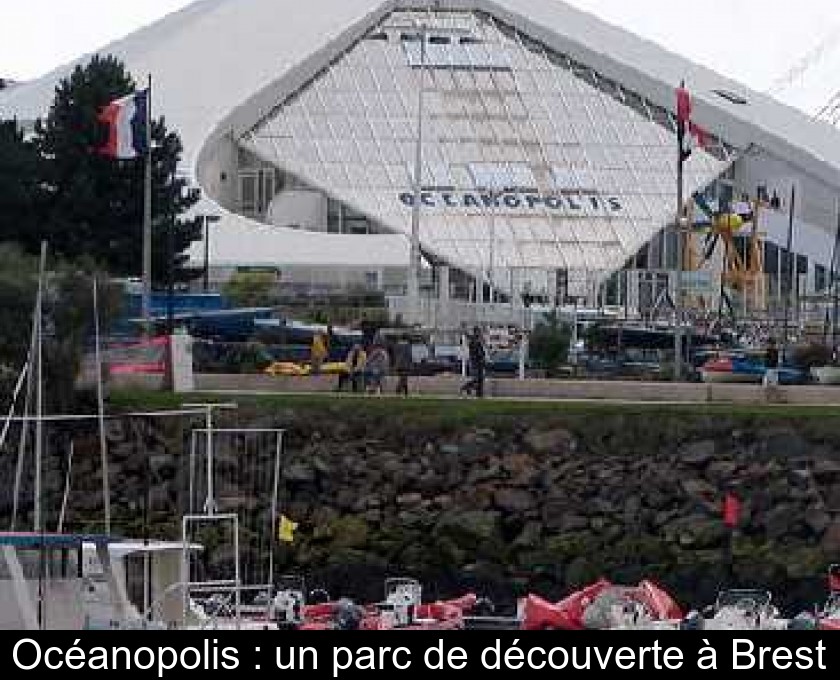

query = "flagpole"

[
  {"left": 93, "top": 276, "right": 110, "bottom": 535},
  {"left": 831, "top": 199, "right": 840, "bottom": 352},
  {"left": 783, "top": 184, "right": 796, "bottom": 359},
  {"left": 674, "top": 83, "right": 687, "bottom": 383},
  {"left": 142, "top": 74, "right": 153, "bottom": 337}
]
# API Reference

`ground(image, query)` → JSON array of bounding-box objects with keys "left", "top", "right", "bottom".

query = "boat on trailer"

[
  {"left": 287, "top": 578, "right": 479, "bottom": 630},
  {"left": 682, "top": 589, "right": 790, "bottom": 630},
  {"left": 519, "top": 579, "right": 683, "bottom": 630},
  {"left": 821, "top": 565, "right": 840, "bottom": 630},
  {"left": 800, "top": 565, "right": 840, "bottom": 631}
]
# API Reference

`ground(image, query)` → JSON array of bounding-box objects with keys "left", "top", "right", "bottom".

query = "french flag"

[{"left": 98, "top": 89, "right": 149, "bottom": 159}]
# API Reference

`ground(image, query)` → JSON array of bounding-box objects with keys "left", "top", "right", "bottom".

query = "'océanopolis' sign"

[{"left": 398, "top": 190, "right": 623, "bottom": 214}]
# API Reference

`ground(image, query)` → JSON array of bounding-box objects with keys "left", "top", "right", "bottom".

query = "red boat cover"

[
  {"left": 520, "top": 580, "right": 612, "bottom": 630},
  {"left": 635, "top": 580, "right": 684, "bottom": 620},
  {"left": 520, "top": 580, "right": 682, "bottom": 630}
]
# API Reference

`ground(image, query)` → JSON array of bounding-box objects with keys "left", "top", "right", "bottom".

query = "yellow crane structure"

[{"left": 684, "top": 196, "right": 768, "bottom": 316}]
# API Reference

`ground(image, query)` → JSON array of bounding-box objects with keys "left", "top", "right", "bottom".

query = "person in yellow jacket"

[
  {"left": 310, "top": 332, "right": 329, "bottom": 374},
  {"left": 337, "top": 343, "right": 367, "bottom": 393}
]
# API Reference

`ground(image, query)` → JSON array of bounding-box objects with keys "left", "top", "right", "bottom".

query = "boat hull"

[{"left": 812, "top": 367, "right": 840, "bottom": 385}]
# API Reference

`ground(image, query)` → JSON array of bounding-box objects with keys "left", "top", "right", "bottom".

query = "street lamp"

[
  {"left": 489, "top": 190, "right": 496, "bottom": 306},
  {"left": 407, "top": 21, "right": 429, "bottom": 326},
  {"left": 203, "top": 214, "right": 221, "bottom": 292},
  {"left": 390, "top": 18, "right": 472, "bottom": 324}
]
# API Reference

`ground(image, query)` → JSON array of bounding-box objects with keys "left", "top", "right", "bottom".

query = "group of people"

[
  {"left": 309, "top": 325, "right": 414, "bottom": 396},
  {"left": 335, "top": 336, "right": 413, "bottom": 396},
  {"left": 308, "top": 323, "right": 491, "bottom": 398}
]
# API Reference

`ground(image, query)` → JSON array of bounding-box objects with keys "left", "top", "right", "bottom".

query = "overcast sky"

[{"left": 2, "top": 0, "right": 839, "bottom": 113}]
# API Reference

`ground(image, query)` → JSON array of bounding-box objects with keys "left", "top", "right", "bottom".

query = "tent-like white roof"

[{"left": 3, "top": 0, "right": 840, "bottom": 269}]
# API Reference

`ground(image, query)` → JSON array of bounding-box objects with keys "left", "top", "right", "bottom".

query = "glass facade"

[{"left": 240, "top": 8, "right": 734, "bottom": 295}]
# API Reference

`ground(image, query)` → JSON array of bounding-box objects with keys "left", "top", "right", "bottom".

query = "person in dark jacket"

[
  {"left": 460, "top": 326, "right": 487, "bottom": 398},
  {"left": 765, "top": 338, "right": 779, "bottom": 369},
  {"left": 393, "top": 335, "right": 413, "bottom": 396}
]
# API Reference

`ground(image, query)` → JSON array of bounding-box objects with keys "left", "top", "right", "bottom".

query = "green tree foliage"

[
  {"left": 0, "top": 244, "right": 122, "bottom": 412},
  {"left": 222, "top": 271, "right": 278, "bottom": 308},
  {"left": 0, "top": 120, "right": 44, "bottom": 244},
  {"left": 529, "top": 311, "right": 571, "bottom": 376},
  {"left": 0, "top": 245, "right": 38, "bottom": 377},
  {"left": 31, "top": 55, "right": 201, "bottom": 286}
]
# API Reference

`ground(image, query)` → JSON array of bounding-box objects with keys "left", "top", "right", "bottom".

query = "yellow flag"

[{"left": 278, "top": 515, "right": 298, "bottom": 543}]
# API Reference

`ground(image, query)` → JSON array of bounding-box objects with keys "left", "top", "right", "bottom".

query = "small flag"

[
  {"left": 277, "top": 515, "right": 298, "bottom": 543},
  {"left": 97, "top": 89, "right": 149, "bottom": 159},
  {"left": 723, "top": 493, "right": 741, "bottom": 529},
  {"left": 677, "top": 82, "right": 708, "bottom": 161},
  {"left": 677, "top": 82, "right": 692, "bottom": 129}
]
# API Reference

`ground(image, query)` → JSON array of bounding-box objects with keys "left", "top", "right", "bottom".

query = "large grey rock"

[
  {"left": 679, "top": 441, "right": 716, "bottom": 466},
  {"left": 804, "top": 507, "right": 831, "bottom": 535},
  {"left": 664, "top": 516, "right": 727, "bottom": 548},
  {"left": 812, "top": 459, "right": 840, "bottom": 482},
  {"left": 284, "top": 463, "right": 316, "bottom": 483},
  {"left": 466, "top": 462, "right": 502, "bottom": 485},
  {"left": 680, "top": 479, "right": 716, "bottom": 500},
  {"left": 558, "top": 514, "right": 590, "bottom": 532},
  {"left": 512, "top": 522, "right": 543, "bottom": 549},
  {"left": 524, "top": 428, "right": 576, "bottom": 454},
  {"left": 493, "top": 488, "right": 537, "bottom": 513},
  {"left": 435, "top": 510, "right": 501, "bottom": 543},
  {"left": 763, "top": 505, "right": 800, "bottom": 539},
  {"left": 763, "top": 430, "right": 807, "bottom": 459},
  {"left": 396, "top": 493, "right": 423, "bottom": 507},
  {"left": 707, "top": 460, "right": 741, "bottom": 480},
  {"left": 312, "top": 457, "right": 332, "bottom": 475},
  {"left": 826, "top": 484, "right": 840, "bottom": 510}
]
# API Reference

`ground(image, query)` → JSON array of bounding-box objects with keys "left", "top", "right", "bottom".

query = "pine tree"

[
  {"left": 0, "top": 120, "right": 44, "bottom": 246},
  {"left": 35, "top": 54, "right": 201, "bottom": 286}
]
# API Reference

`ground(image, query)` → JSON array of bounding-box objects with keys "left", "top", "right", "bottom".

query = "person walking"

[
  {"left": 765, "top": 337, "right": 779, "bottom": 369},
  {"left": 460, "top": 326, "right": 487, "bottom": 398},
  {"left": 393, "top": 335, "right": 413, "bottom": 397},
  {"left": 360, "top": 315, "right": 377, "bottom": 351},
  {"left": 337, "top": 343, "right": 367, "bottom": 393},
  {"left": 763, "top": 337, "right": 780, "bottom": 388},
  {"left": 365, "top": 337, "right": 390, "bottom": 395},
  {"left": 310, "top": 331, "right": 328, "bottom": 375}
]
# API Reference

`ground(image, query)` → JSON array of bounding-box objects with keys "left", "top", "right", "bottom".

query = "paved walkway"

[{"left": 182, "top": 374, "right": 840, "bottom": 406}]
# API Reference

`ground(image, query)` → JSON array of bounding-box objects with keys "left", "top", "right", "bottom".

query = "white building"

[{"left": 3, "top": 0, "right": 840, "bottom": 327}]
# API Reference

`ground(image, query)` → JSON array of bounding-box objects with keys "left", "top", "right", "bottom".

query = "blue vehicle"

[{"left": 699, "top": 351, "right": 809, "bottom": 385}]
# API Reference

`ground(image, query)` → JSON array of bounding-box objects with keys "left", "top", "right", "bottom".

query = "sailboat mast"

[
  {"left": 93, "top": 276, "right": 110, "bottom": 534},
  {"left": 831, "top": 200, "right": 840, "bottom": 351},
  {"left": 782, "top": 186, "right": 796, "bottom": 355},
  {"left": 33, "top": 241, "right": 47, "bottom": 631},
  {"left": 34, "top": 241, "right": 47, "bottom": 533}
]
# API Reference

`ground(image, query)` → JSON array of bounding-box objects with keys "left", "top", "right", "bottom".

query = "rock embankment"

[{"left": 4, "top": 404, "right": 839, "bottom": 612}]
